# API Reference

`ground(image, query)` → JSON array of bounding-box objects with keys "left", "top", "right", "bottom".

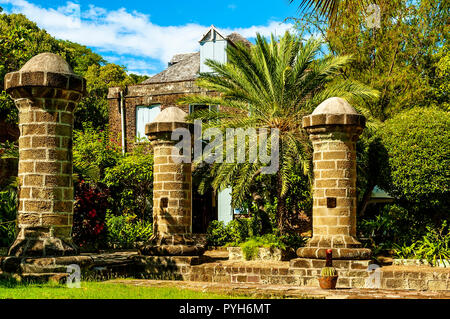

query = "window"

[
  {"left": 136, "top": 104, "right": 161, "bottom": 140},
  {"left": 217, "top": 187, "right": 233, "bottom": 225},
  {"left": 189, "top": 104, "right": 218, "bottom": 114}
]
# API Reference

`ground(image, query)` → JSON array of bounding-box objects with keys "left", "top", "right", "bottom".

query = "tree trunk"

[
  {"left": 358, "top": 182, "right": 375, "bottom": 218},
  {"left": 276, "top": 172, "right": 289, "bottom": 234}
]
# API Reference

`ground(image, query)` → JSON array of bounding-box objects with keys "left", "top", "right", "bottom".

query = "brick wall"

[{"left": 107, "top": 80, "right": 211, "bottom": 152}]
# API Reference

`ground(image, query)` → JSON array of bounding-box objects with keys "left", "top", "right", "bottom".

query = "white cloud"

[
  {"left": 103, "top": 55, "right": 158, "bottom": 75},
  {"left": 0, "top": 0, "right": 294, "bottom": 75}
]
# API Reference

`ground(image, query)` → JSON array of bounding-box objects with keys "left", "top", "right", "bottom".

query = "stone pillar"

[
  {"left": 4, "top": 53, "right": 86, "bottom": 257},
  {"left": 297, "top": 98, "right": 371, "bottom": 260},
  {"left": 139, "top": 107, "right": 204, "bottom": 256}
]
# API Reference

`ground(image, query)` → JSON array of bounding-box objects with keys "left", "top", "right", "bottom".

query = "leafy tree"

[
  {"left": 179, "top": 32, "right": 378, "bottom": 234},
  {"left": 103, "top": 144, "right": 154, "bottom": 218},
  {"left": 292, "top": 0, "right": 449, "bottom": 214},
  {"left": 73, "top": 127, "right": 122, "bottom": 184},
  {"left": 378, "top": 107, "right": 450, "bottom": 223},
  {"left": 75, "top": 64, "right": 148, "bottom": 130},
  {"left": 129, "top": 73, "right": 150, "bottom": 84},
  {"left": 61, "top": 40, "right": 106, "bottom": 76},
  {"left": 294, "top": 0, "right": 448, "bottom": 122},
  {"left": 0, "top": 13, "right": 67, "bottom": 124},
  {"left": 428, "top": 43, "right": 449, "bottom": 111},
  {"left": 0, "top": 11, "right": 150, "bottom": 130}
]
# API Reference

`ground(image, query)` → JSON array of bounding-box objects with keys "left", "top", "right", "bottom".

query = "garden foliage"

[
  {"left": 72, "top": 181, "right": 109, "bottom": 249},
  {"left": 394, "top": 221, "right": 450, "bottom": 266},
  {"left": 72, "top": 128, "right": 153, "bottom": 249},
  {"left": 105, "top": 213, "right": 152, "bottom": 249},
  {"left": 378, "top": 108, "right": 449, "bottom": 220},
  {"left": 103, "top": 144, "right": 153, "bottom": 218},
  {"left": 206, "top": 218, "right": 306, "bottom": 253},
  {"left": 0, "top": 189, "right": 16, "bottom": 247}
]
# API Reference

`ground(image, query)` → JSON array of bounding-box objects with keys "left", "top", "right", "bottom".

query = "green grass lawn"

[{"left": 0, "top": 280, "right": 246, "bottom": 299}]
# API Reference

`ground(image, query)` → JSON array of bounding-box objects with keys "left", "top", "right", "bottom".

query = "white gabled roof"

[{"left": 199, "top": 25, "right": 227, "bottom": 43}]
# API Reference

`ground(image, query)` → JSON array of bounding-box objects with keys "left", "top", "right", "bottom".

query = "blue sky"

[{"left": 0, "top": 0, "right": 300, "bottom": 76}]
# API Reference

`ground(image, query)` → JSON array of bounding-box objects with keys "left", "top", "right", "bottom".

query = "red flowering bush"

[{"left": 72, "top": 180, "right": 109, "bottom": 250}]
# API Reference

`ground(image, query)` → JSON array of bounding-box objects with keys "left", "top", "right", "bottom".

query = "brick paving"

[{"left": 104, "top": 279, "right": 450, "bottom": 299}]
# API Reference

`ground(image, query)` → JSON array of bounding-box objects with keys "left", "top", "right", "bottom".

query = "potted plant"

[{"left": 318, "top": 249, "right": 338, "bottom": 289}]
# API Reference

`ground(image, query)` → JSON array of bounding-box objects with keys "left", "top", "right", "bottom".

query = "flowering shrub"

[
  {"left": 72, "top": 128, "right": 153, "bottom": 247},
  {"left": 72, "top": 181, "right": 109, "bottom": 250}
]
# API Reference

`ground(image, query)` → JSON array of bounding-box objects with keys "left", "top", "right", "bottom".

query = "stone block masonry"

[
  {"left": 297, "top": 97, "right": 371, "bottom": 260},
  {"left": 4, "top": 53, "right": 86, "bottom": 257},
  {"left": 139, "top": 107, "right": 204, "bottom": 256},
  {"left": 132, "top": 255, "right": 450, "bottom": 291}
]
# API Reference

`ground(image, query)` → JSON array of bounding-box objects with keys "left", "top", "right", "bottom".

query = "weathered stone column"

[
  {"left": 4, "top": 53, "right": 86, "bottom": 257},
  {"left": 139, "top": 107, "right": 204, "bottom": 256},
  {"left": 297, "top": 98, "right": 371, "bottom": 259}
]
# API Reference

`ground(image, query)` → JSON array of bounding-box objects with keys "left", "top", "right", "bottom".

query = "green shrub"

[
  {"left": 105, "top": 213, "right": 153, "bottom": 249},
  {"left": 359, "top": 204, "right": 429, "bottom": 255},
  {"left": 394, "top": 221, "right": 450, "bottom": 266},
  {"left": 393, "top": 242, "right": 418, "bottom": 260},
  {"left": 206, "top": 219, "right": 252, "bottom": 247},
  {"left": 74, "top": 128, "right": 153, "bottom": 218},
  {"left": 278, "top": 232, "right": 307, "bottom": 250},
  {"left": 0, "top": 189, "right": 17, "bottom": 247},
  {"left": 73, "top": 126, "right": 122, "bottom": 183},
  {"left": 103, "top": 144, "right": 153, "bottom": 218},
  {"left": 226, "top": 219, "right": 251, "bottom": 245},
  {"left": 239, "top": 234, "right": 290, "bottom": 260},
  {"left": 378, "top": 107, "right": 450, "bottom": 220},
  {"left": 0, "top": 141, "right": 18, "bottom": 159},
  {"left": 240, "top": 239, "right": 260, "bottom": 260},
  {"left": 206, "top": 220, "right": 229, "bottom": 247},
  {"left": 206, "top": 217, "right": 307, "bottom": 250}
]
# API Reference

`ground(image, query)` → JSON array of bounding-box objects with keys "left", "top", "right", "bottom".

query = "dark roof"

[
  {"left": 226, "top": 32, "right": 252, "bottom": 48},
  {"left": 141, "top": 52, "right": 200, "bottom": 84},
  {"left": 140, "top": 31, "right": 251, "bottom": 84}
]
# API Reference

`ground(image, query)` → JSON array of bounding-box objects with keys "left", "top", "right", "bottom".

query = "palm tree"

[
  {"left": 290, "top": 0, "right": 371, "bottom": 25},
  {"left": 179, "top": 32, "right": 378, "bottom": 234}
]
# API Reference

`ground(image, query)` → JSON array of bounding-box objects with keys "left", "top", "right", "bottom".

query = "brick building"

[{"left": 107, "top": 26, "right": 251, "bottom": 232}]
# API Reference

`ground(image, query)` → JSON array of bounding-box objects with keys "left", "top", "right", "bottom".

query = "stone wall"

[
  {"left": 2, "top": 251, "right": 449, "bottom": 291},
  {"left": 133, "top": 256, "right": 450, "bottom": 291}
]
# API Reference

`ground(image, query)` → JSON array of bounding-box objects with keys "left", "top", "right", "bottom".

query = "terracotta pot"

[{"left": 318, "top": 275, "right": 338, "bottom": 289}]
